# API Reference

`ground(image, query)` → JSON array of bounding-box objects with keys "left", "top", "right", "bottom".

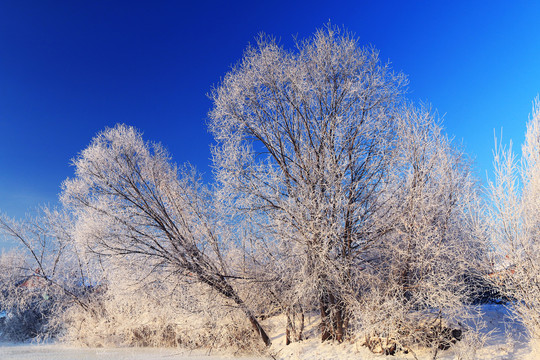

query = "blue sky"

[{"left": 1, "top": 0, "right": 539, "bottom": 225}]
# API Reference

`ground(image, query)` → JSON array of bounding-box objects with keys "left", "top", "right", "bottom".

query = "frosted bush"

[{"left": 58, "top": 275, "right": 267, "bottom": 353}]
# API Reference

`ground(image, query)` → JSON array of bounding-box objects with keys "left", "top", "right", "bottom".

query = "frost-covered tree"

[
  {"left": 209, "top": 25, "right": 407, "bottom": 342},
  {"left": 0, "top": 208, "right": 93, "bottom": 340},
  {"left": 60, "top": 124, "right": 271, "bottom": 346},
  {"left": 208, "top": 24, "right": 490, "bottom": 352},
  {"left": 488, "top": 97, "right": 540, "bottom": 342},
  {"left": 354, "top": 106, "right": 487, "bottom": 357}
]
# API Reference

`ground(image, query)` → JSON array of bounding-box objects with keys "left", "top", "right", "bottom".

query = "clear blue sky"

[{"left": 1, "top": 0, "right": 539, "bottom": 223}]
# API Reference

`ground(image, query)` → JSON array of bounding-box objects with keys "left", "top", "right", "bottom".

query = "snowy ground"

[
  {"left": 267, "top": 304, "right": 537, "bottom": 360},
  {"left": 0, "top": 305, "right": 537, "bottom": 360},
  {"left": 0, "top": 344, "right": 265, "bottom": 360}
]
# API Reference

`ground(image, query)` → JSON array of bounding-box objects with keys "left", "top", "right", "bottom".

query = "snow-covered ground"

[
  {"left": 267, "top": 304, "right": 537, "bottom": 360},
  {"left": 0, "top": 305, "right": 537, "bottom": 360},
  {"left": 0, "top": 344, "right": 265, "bottom": 360}
]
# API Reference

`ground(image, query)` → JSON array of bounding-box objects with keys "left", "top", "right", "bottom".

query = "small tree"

[
  {"left": 60, "top": 124, "right": 271, "bottom": 346},
  {"left": 0, "top": 208, "right": 92, "bottom": 340},
  {"left": 488, "top": 97, "right": 540, "bottom": 342}
]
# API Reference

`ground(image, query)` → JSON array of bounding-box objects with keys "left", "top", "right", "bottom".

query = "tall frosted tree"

[{"left": 209, "top": 26, "right": 407, "bottom": 342}]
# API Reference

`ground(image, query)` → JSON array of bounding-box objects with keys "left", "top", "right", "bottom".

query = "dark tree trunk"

[
  {"left": 246, "top": 312, "right": 272, "bottom": 346},
  {"left": 286, "top": 311, "right": 292, "bottom": 345},
  {"left": 298, "top": 311, "right": 305, "bottom": 341},
  {"left": 334, "top": 307, "right": 344, "bottom": 342},
  {"left": 229, "top": 290, "right": 272, "bottom": 347},
  {"left": 320, "top": 296, "right": 332, "bottom": 342},
  {"left": 197, "top": 272, "right": 272, "bottom": 347},
  {"left": 320, "top": 290, "right": 347, "bottom": 342}
]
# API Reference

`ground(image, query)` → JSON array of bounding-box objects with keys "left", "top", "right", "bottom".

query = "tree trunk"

[
  {"left": 334, "top": 307, "right": 344, "bottom": 342},
  {"left": 286, "top": 310, "right": 292, "bottom": 345},
  {"left": 320, "top": 290, "right": 346, "bottom": 342},
  {"left": 201, "top": 273, "right": 272, "bottom": 347},
  {"left": 246, "top": 312, "right": 272, "bottom": 346},
  {"left": 320, "top": 296, "right": 332, "bottom": 342},
  {"left": 330, "top": 293, "right": 345, "bottom": 342},
  {"left": 231, "top": 292, "right": 272, "bottom": 347},
  {"left": 298, "top": 311, "right": 305, "bottom": 341}
]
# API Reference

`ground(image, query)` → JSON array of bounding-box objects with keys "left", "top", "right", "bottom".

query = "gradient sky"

[{"left": 1, "top": 0, "right": 539, "bottom": 226}]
